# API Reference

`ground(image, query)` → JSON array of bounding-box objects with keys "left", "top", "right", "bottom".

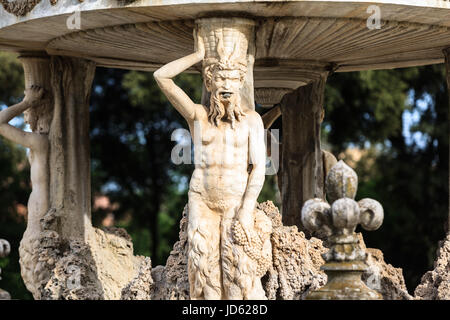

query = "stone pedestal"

[{"left": 306, "top": 257, "right": 381, "bottom": 300}]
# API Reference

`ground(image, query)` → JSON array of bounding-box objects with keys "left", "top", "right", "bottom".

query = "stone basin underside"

[
  {"left": 1, "top": 1, "right": 450, "bottom": 75},
  {"left": 46, "top": 17, "right": 450, "bottom": 76},
  {"left": 1, "top": 1, "right": 450, "bottom": 94}
]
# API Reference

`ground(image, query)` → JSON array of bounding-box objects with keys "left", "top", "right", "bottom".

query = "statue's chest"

[{"left": 200, "top": 123, "right": 249, "bottom": 148}]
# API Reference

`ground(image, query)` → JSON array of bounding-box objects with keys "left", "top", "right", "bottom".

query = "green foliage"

[
  {"left": 325, "top": 69, "right": 411, "bottom": 151},
  {"left": 0, "top": 52, "right": 24, "bottom": 105},
  {"left": 325, "top": 65, "right": 448, "bottom": 292},
  {"left": 258, "top": 175, "right": 280, "bottom": 207}
]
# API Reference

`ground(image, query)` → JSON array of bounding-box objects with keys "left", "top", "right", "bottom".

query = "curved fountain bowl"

[{"left": 1, "top": 0, "right": 450, "bottom": 105}]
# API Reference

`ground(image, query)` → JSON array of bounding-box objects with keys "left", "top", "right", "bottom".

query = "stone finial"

[
  {"left": 325, "top": 160, "right": 358, "bottom": 203},
  {"left": 301, "top": 160, "right": 384, "bottom": 300},
  {"left": 0, "top": 239, "right": 11, "bottom": 300},
  {"left": 302, "top": 160, "right": 383, "bottom": 244}
]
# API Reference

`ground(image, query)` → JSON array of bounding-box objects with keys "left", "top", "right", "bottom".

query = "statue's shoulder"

[
  {"left": 194, "top": 103, "right": 208, "bottom": 120},
  {"left": 245, "top": 109, "right": 264, "bottom": 127}
]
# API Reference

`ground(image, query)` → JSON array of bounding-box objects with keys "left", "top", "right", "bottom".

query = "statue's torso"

[
  {"left": 26, "top": 139, "right": 49, "bottom": 231},
  {"left": 189, "top": 105, "right": 251, "bottom": 203}
]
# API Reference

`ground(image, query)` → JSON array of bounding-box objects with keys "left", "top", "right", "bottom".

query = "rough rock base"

[
  {"left": 138, "top": 201, "right": 411, "bottom": 300},
  {"left": 414, "top": 234, "right": 450, "bottom": 300}
]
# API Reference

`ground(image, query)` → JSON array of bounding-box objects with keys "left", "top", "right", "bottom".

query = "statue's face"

[
  {"left": 205, "top": 66, "right": 247, "bottom": 128},
  {"left": 211, "top": 69, "right": 243, "bottom": 103}
]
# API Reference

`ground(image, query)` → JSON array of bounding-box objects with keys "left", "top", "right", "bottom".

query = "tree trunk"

[
  {"left": 49, "top": 56, "right": 96, "bottom": 241},
  {"left": 280, "top": 74, "right": 328, "bottom": 232}
]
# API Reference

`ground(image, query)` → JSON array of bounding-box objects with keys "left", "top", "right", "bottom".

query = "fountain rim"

[
  {"left": 2, "top": 0, "right": 450, "bottom": 73},
  {"left": 1, "top": 0, "right": 450, "bottom": 31}
]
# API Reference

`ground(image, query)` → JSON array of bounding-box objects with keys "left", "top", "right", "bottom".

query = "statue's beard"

[{"left": 208, "top": 91, "right": 246, "bottom": 129}]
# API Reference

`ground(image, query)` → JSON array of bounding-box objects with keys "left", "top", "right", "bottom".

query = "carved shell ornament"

[{"left": 301, "top": 161, "right": 384, "bottom": 261}]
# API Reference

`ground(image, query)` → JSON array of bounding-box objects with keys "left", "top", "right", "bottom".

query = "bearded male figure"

[{"left": 154, "top": 19, "right": 269, "bottom": 299}]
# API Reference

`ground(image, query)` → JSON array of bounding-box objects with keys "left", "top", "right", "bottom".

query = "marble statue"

[
  {"left": 154, "top": 18, "right": 269, "bottom": 300},
  {"left": 0, "top": 83, "right": 50, "bottom": 295}
]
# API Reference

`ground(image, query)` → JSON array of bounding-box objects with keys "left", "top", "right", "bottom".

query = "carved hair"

[{"left": 24, "top": 99, "right": 53, "bottom": 134}]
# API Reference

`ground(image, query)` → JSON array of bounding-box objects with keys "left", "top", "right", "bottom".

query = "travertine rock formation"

[
  {"left": 36, "top": 208, "right": 142, "bottom": 300},
  {"left": 136, "top": 201, "right": 412, "bottom": 300},
  {"left": 41, "top": 238, "right": 103, "bottom": 300},
  {"left": 358, "top": 234, "right": 412, "bottom": 300},
  {"left": 0, "top": 0, "right": 41, "bottom": 17},
  {"left": 150, "top": 206, "right": 190, "bottom": 300},
  {"left": 414, "top": 234, "right": 450, "bottom": 300},
  {"left": 259, "top": 201, "right": 327, "bottom": 300},
  {"left": 39, "top": 226, "right": 143, "bottom": 300},
  {"left": 121, "top": 257, "right": 154, "bottom": 300},
  {"left": 145, "top": 200, "right": 412, "bottom": 300}
]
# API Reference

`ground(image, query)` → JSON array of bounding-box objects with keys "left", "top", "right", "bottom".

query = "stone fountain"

[{"left": 0, "top": 0, "right": 449, "bottom": 300}]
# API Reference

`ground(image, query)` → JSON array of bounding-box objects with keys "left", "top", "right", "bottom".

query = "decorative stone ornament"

[
  {"left": 0, "top": 239, "right": 11, "bottom": 300},
  {"left": 301, "top": 160, "right": 384, "bottom": 300}
]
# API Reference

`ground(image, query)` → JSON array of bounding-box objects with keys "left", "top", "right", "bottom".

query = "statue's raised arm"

[
  {"left": 153, "top": 31, "right": 205, "bottom": 123},
  {"left": 0, "top": 86, "right": 45, "bottom": 149}
]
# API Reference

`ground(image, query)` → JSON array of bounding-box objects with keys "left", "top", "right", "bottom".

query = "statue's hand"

[
  {"left": 23, "top": 85, "right": 44, "bottom": 105},
  {"left": 194, "top": 28, "right": 205, "bottom": 59},
  {"left": 237, "top": 207, "right": 255, "bottom": 245}
]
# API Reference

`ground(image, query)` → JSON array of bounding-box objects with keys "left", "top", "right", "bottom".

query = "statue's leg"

[
  {"left": 221, "top": 202, "right": 269, "bottom": 300},
  {"left": 187, "top": 192, "right": 222, "bottom": 300},
  {"left": 220, "top": 201, "right": 247, "bottom": 300}
]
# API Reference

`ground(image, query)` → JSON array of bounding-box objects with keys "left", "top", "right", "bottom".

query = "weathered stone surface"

[
  {"left": 357, "top": 234, "right": 412, "bottom": 300},
  {"left": 40, "top": 225, "right": 142, "bottom": 300},
  {"left": 261, "top": 201, "right": 327, "bottom": 300},
  {"left": 414, "top": 234, "right": 450, "bottom": 300},
  {"left": 150, "top": 206, "right": 190, "bottom": 300},
  {"left": 148, "top": 201, "right": 327, "bottom": 300},
  {"left": 41, "top": 238, "right": 103, "bottom": 300},
  {"left": 38, "top": 209, "right": 142, "bottom": 300},
  {"left": 140, "top": 201, "right": 410, "bottom": 300},
  {"left": 121, "top": 257, "right": 153, "bottom": 300},
  {"left": 1, "top": 0, "right": 41, "bottom": 17},
  {"left": 0, "top": 289, "right": 10, "bottom": 300}
]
